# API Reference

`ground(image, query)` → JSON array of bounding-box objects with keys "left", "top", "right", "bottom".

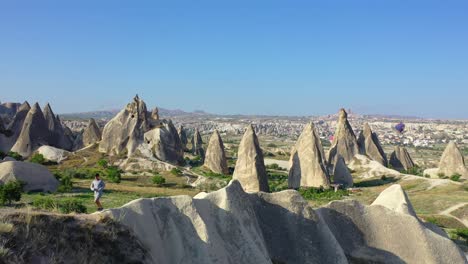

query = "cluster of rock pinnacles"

[{"left": 2, "top": 96, "right": 466, "bottom": 193}]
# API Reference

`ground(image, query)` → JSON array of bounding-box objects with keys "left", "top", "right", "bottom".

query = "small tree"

[
  {"left": 450, "top": 173, "right": 462, "bottom": 182},
  {"left": 57, "top": 175, "right": 73, "bottom": 193},
  {"left": 106, "top": 166, "right": 121, "bottom": 183},
  {"left": 97, "top": 159, "right": 108, "bottom": 168},
  {"left": 30, "top": 153, "right": 46, "bottom": 164},
  {"left": 152, "top": 175, "right": 166, "bottom": 186},
  {"left": 0, "top": 181, "right": 23, "bottom": 205}
]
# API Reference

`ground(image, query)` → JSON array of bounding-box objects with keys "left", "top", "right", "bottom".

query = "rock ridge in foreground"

[{"left": 103, "top": 181, "right": 466, "bottom": 264}]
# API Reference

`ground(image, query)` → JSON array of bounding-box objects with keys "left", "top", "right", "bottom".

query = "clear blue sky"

[{"left": 1, "top": 1, "right": 467, "bottom": 119}]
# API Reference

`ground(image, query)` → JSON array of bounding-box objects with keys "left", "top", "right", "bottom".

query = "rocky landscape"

[{"left": 0, "top": 97, "right": 467, "bottom": 263}]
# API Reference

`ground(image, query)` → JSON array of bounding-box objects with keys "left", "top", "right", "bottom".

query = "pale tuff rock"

[
  {"left": 99, "top": 96, "right": 149, "bottom": 156},
  {"left": 178, "top": 125, "right": 188, "bottom": 151},
  {"left": 10, "top": 103, "right": 49, "bottom": 157},
  {"left": 103, "top": 181, "right": 347, "bottom": 264},
  {"left": 191, "top": 128, "right": 205, "bottom": 159},
  {"left": 288, "top": 123, "right": 330, "bottom": 188},
  {"left": 203, "top": 130, "right": 229, "bottom": 174},
  {"left": 232, "top": 125, "right": 269, "bottom": 192},
  {"left": 0, "top": 161, "right": 59, "bottom": 192},
  {"left": 328, "top": 109, "right": 359, "bottom": 165},
  {"left": 348, "top": 154, "right": 401, "bottom": 179},
  {"left": 151, "top": 107, "right": 159, "bottom": 120},
  {"left": 82, "top": 118, "right": 102, "bottom": 147},
  {"left": 371, "top": 184, "right": 416, "bottom": 216},
  {"left": 42, "top": 103, "right": 73, "bottom": 150},
  {"left": 103, "top": 181, "right": 465, "bottom": 264},
  {"left": 333, "top": 155, "right": 353, "bottom": 187},
  {"left": 144, "top": 120, "right": 184, "bottom": 165},
  {"left": 37, "top": 145, "right": 71, "bottom": 164},
  {"left": 6, "top": 101, "right": 30, "bottom": 138},
  {"left": 2, "top": 101, "right": 31, "bottom": 151},
  {"left": 389, "top": 146, "right": 415, "bottom": 171},
  {"left": 438, "top": 141, "right": 468, "bottom": 179},
  {"left": 318, "top": 184, "right": 465, "bottom": 264},
  {"left": 357, "top": 123, "right": 387, "bottom": 166}
]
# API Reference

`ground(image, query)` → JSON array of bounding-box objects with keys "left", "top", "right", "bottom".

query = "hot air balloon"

[{"left": 395, "top": 122, "right": 405, "bottom": 134}]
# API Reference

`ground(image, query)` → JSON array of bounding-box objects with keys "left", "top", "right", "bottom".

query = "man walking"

[{"left": 90, "top": 173, "right": 105, "bottom": 211}]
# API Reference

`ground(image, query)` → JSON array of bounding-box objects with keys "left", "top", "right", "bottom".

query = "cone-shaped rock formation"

[
  {"left": 389, "top": 146, "right": 415, "bottom": 171},
  {"left": 233, "top": 125, "right": 269, "bottom": 192},
  {"left": 358, "top": 123, "right": 388, "bottom": 166},
  {"left": 178, "top": 126, "right": 188, "bottom": 151},
  {"left": 191, "top": 128, "right": 205, "bottom": 159},
  {"left": 438, "top": 141, "right": 468, "bottom": 179},
  {"left": 10, "top": 103, "right": 49, "bottom": 157},
  {"left": 333, "top": 155, "right": 353, "bottom": 188},
  {"left": 82, "top": 118, "right": 102, "bottom": 147},
  {"left": 204, "top": 130, "right": 229, "bottom": 174},
  {"left": 288, "top": 123, "right": 330, "bottom": 188},
  {"left": 328, "top": 109, "right": 359, "bottom": 165}
]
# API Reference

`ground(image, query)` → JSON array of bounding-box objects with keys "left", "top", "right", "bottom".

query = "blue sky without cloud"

[{"left": 0, "top": 0, "right": 467, "bottom": 119}]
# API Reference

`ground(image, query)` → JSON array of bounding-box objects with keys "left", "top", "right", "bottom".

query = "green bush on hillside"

[
  {"left": 450, "top": 173, "right": 462, "bottom": 182},
  {"left": 152, "top": 175, "right": 166, "bottom": 186},
  {"left": 97, "top": 159, "right": 108, "bottom": 168},
  {"left": 106, "top": 166, "right": 121, "bottom": 183},
  {"left": 298, "top": 186, "right": 349, "bottom": 201},
  {"left": 7, "top": 151, "right": 22, "bottom": 161},
  {"left": 0, "top": 181, "right": 23, "bottom": 205},
  {"left": 30, "top": 153, "right": 46, "bottom": 164},
  {"left": 33, "top": 197, "right": 87, "bottom": 214}
]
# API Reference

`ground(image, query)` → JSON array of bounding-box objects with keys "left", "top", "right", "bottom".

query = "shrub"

[
  {"left": 30, "top": 153, "right": 46, "bottom": 164},
  {"left": 7, "top": 151, "right": 22, "bottom": 161},
  {"left": 266, "top": 143, "right": 277, "bottom": 148},
  {"left": 268, "top": 173, "right": 288, "bottom": 192},
  {"left": 437, "top": 172, "right": 446, "bottom": 178},
  {"left": 298, "top": 187, "right": 349, "bottom": 201},
  {"left": 33, "top": 197, "right": 87, "bottom": 214},
  {"left": 0, "top": 151, "right": 5, "bottom": 159},
  {"left": 403, "top": 166, "right": 424, "bottom": 176},
  {"left": 97, "top": 159, "right": 108, "bottom": 168},
  {"left": 56, "top": 175, "right": 73, "bottom": 193},
  {"left": 170, "top": 168, "right": 183, "bottom": 176},
  {"left": 106, "top": 166, "right": 121, "bottom": 183},
  {"left": 59, "top": 198, "right": 87, "bottom": 214},
  {"left": 32, "top": 196, "right": 55, "bottom": 210},
  {"left": 152, "top": 175, "right": 166, "bottom": 186},
  {"left": 0, "top": 181, "right": 23, "bottom": 205},
  {"left": 453, "top": 228, "right": 468, "bottom": 241},
  {"left": 450, "top": 173, "right": 462, "bottom": 182}
]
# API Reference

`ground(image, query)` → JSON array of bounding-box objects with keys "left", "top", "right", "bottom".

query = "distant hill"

[{"left": 60, "top": 108, "right": 209, "bottom": 120}]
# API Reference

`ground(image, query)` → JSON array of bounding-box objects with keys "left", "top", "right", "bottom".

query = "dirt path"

[{"left": 439, "top": 202, "right": 468, "bottom": 227}]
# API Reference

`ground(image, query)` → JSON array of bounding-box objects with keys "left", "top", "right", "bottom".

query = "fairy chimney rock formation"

[
  {"left": 389, "top": 146, "right": 415, "bottom": 171},
  {"left": 204, "top": 130, "right": 229, "bottom": 175},
  {"left": 288, "top": 123, "right": 330, "bottom": 188},
  {"left": 358, "top": 123, "right": 388, "bottom": 166},
  {"left": 328, "top": 109, "right": 359, "bottom": 165},
  {"left": 232, "top": 125, "right": 269, "bottom": 192},
  {"left": 438, "top": 141, "right": 468, "bottom": 179}
]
